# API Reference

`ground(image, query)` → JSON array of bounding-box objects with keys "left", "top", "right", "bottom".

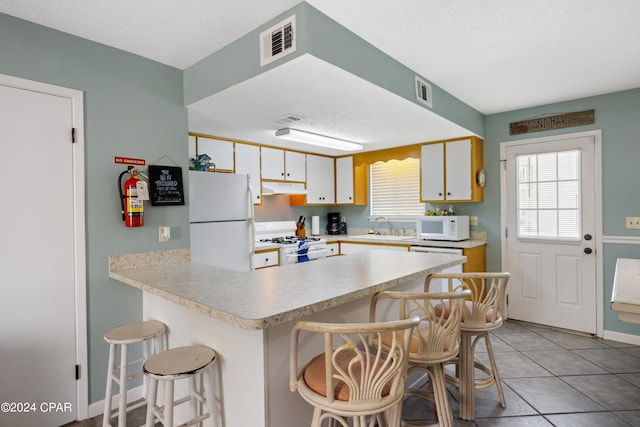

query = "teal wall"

[
  {"left": 184, "top": 2, "right": 485, "bottom": 138},
  {"left": 0, "top": 13, "right": 189, "bottom": 403},
  {"left": 482, "top": 88, "right": 640, "bottom": 334}
]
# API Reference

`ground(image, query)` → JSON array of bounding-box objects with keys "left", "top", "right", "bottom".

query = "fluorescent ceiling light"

[{"left": 275, "top": 128, "right": 363, "bottom": 151}]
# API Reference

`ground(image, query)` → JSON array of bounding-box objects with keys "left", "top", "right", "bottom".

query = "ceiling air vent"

[
  {"left": 272, "top": 115, "right": 303, "bottom": 125},
  {"left": 415, "top": 76, "right": 433, "bottom": 108},
  {"left": 260, "top": 15, "right": 296, "bottom": 67}
]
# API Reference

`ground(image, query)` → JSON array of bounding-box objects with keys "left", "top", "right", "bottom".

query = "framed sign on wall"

[{"left": 148, "top": 165, "right": 185, "bottom": 206}]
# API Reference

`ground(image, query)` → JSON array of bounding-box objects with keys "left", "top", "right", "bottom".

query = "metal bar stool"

[
  {"left": 103, "top": 320, "right": 167, "bottom": 427},
  {"left": 144, "top": 345, "right": 218, "bottom": 427}
]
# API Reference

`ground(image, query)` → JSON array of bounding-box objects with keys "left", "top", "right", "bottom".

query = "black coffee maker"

[{"left": 326, "top": 212, "right": 341, "bottom": 235}]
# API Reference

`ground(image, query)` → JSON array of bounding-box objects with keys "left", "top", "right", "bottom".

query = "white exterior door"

[
  {"left": 0, "top": 78, "right": 85, "bottom": 425},
  {"left": 502, "top": 132, "right": 600, "bottom": 334}
]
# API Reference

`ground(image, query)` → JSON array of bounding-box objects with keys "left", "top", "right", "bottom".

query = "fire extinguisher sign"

[{"left": 115, "top": 156, "right": 146, "bottom": 166}]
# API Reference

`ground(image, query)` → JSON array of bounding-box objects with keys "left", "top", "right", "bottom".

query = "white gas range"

[{"left": 254, "top": 221, "right": 327, "bottom": 265}]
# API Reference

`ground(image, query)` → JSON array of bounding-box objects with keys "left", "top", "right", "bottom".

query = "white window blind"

[
  {"left": 370, "top": 158, "right": 424, "bottom": 217},
  {"left": 517, "top": 149, "right": 581, "bottom": 240}
]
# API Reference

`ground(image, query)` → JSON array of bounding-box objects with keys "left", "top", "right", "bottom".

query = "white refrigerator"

[{"left": 189, "top": 171, "right": 254, "bottom": 271}]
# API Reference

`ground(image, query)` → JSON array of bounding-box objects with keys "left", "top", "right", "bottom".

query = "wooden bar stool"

[
  {"left": 103, "top": 320, "right": 167, "bottom": 427},
  {"left": 426, "top": 272, "right": 511, "bottom": 421},
  {"left": 290, "top": 318, "right": 419, "bottom": 427},
  {"left": 370, "top": 290, "right": 470, "bottom": 427},
  {"left": 144, "top": 345, "right": 218, "bottom": 427}
]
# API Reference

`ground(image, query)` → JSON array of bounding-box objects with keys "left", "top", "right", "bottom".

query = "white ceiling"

[{"left": 3, "top": 0, "right": 640, "bottom": 154}]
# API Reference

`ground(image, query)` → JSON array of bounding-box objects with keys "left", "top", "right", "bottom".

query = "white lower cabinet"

[
  {"left": 326, "top": 242, "right": 339, "bottom": 257},
  {"left": 253, "top": 249, "right": 279, "bottom": 269},
  {"left": 339, "top": 242, "right": 410, "bottom": 255}
]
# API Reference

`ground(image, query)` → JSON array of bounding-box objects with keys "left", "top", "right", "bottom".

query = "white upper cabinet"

[
  {"left": 259, "top": 147, "right": 283, "bottom": 180},
  {"left": 420, "top": 137, "right": 483, "bottom": 203},
  {"left": 235, "top": 143, "right": 262, "bottom": 204},
  {"left": 196, "top": 136, "right": 234, "bottom": 171},
  {"left": 261, "top": 147, "right": 305, "bottom": 181},
  {"left": 306, "top": 154, "right": 335, "bottom": 204},
  {"left": 335, "top": 156, "right": 354, "bottom": 204},
  {"left": 285, "top": 150, "right": 306, "bottom": 181},
  {"left": 445, "top": 139, "right": 472, "bottom": 200}
]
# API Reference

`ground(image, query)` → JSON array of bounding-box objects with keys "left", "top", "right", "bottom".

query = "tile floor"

[
  {"left": 66, "top": 320, "right": 640, "bottom": 426},
  {"left": 403, "top": 320, "right": 640, "bottom": 426}
]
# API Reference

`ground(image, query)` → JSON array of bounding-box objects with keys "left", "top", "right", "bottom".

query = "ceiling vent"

[
  {"left": 272, "top": 114, "right": 303, "bottom": 125},
  {"left": 260, "top": 15, "right": 296, "bottom": 67},
  {"left": 415, "top": 76, "right": 433, "bottom": 108}
]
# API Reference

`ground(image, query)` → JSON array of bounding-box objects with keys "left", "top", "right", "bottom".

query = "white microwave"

[{"left": 416, "top": 215, "right": 470, "bottom": 241}]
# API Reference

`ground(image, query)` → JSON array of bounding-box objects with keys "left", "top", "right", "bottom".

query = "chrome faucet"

[{"left": 374, "top": 216, "right": 397, "bottom": 236}]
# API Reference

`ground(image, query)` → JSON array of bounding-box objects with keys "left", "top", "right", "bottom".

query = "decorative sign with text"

[
  {"left": 509, "top": 109, "right": 595, "bottom": 135},
  {"left": 148, "top": 165, "right": 184, "bottom": 206},
  {"left": 115, "top": 156, "right": 146, "bottom": 166}
]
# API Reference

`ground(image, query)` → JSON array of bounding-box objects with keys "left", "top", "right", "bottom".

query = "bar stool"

[
  {"left": 103, "top": 320, "right": 167, "bottom": 427},
  {"left": 144, "top": 345, "right": 218, "bottom": 427},
  {"left": 427, "top": 272, "right": 511, "bottom": 421},
  {"left": 290, "top": 318, "right": 419, "bottom": 427},
  {"left": 370, "top": 290, "right": 470, "bottom": 427}
]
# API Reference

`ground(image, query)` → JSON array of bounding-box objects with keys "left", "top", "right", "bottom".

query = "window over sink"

[{"left": 369, "top": 157, "right": 423, "bottom": 219}]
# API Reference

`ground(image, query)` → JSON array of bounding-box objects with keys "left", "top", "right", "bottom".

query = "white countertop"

[{"left": 109, "top": 248, "right": 465, "bottom": 330}]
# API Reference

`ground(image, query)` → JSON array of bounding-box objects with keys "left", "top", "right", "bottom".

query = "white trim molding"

[{"left": 602, "top": 235, "right": 640, "bottom": 245}]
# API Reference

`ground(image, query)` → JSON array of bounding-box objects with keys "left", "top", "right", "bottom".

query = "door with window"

[{"left": 503, "top": 133, "right": 598, "bottom": 334}]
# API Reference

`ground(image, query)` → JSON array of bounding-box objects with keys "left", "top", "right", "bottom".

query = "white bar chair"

[
  {"left": 103, "top": 319, "right": 167, "bottom": 427},
  {"left": 144, "top": 344, "right": 218, "bottom": 427}
]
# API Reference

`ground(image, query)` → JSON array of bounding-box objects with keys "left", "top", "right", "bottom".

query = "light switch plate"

[{"left": 469, "top": 216, "right": 478, "bottom": 226}]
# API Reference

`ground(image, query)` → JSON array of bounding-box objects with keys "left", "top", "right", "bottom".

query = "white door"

[
  {"left": 0, "top": 83, "right": 79, "bottom": 425},
  {"left": 502, "top": 133, "right": 599, "bottom": 334}
]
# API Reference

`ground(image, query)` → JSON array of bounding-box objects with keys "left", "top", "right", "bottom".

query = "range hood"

[{"left": 261, "top": 181, "right": 307, "bottom": 195}]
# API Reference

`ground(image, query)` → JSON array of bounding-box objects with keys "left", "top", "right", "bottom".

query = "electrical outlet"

[
  {"left": 469, "top": 216, "right": 478, "bottom": 226},
  {"left": 626, "top": 217, "right": 640, "bottom": 230},
  {"left": 159, "top": 226, "right": 171, "bottom": 242}
]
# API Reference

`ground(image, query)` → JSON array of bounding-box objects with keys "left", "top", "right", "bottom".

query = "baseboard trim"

[
  {"left": 88, "top": 385, "right": 144, "bottom": 419},
  {"left": 603, "top": 329, "right": 640, "bottom": 346}
]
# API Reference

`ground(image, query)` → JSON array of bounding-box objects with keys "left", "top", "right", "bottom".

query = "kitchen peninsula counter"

[
  {"left": 109, "top": 248, "right": 465, "bottom": 427},
  {"left": 109, "top": 248, "right": 465, "bottom": 330}
]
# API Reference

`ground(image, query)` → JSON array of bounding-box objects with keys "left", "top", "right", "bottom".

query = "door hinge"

[
  {"left": 75, "top": 364, "right": 80, "bottom": 380},
  {"left": 505, "top": 227, "right": 508, "bottom": 238},
  {"left": 500, "top": 159, "right": 507, "bottom": 170},
  {"left": 71, "top": 127, "right": 76, "bottom": 143}
]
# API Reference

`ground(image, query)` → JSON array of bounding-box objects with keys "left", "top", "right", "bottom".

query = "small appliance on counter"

[
  {"left": 416, "top": 215, "right": 469, "bottom": 241},
  {"left": 326, "top": 212, "right": 341, "bottom": 235},
  {"left": 339, "top": 215, "right": 348, "bottom": 235},
  {"left": 311, "top": 215, "right": 320, "bottom": 236}
]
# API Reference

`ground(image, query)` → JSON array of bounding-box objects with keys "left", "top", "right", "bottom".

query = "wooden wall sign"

[
  {"left": 509, "top": 109, "right": 595, "bottom": 135},
  {"left": 148, "top": 165, "right": 184, "bottom": 206}
]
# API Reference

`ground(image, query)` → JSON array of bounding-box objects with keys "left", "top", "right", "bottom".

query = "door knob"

[
  {"left": 584, "top": 234, "right": 592, "bottom": 241},
  {"left": 584, "top": 248, "right": 593, "bottom": 254}
]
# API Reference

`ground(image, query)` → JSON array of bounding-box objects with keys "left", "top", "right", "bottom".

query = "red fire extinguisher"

[{"left": 118, "top": 167, "right": 144, "bottom": 227}]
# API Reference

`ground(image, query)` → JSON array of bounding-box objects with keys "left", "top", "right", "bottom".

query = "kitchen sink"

[{"left": 349, "top": 234, "right": 414, "bottom": 241}]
